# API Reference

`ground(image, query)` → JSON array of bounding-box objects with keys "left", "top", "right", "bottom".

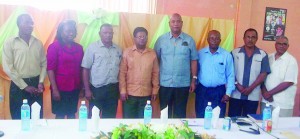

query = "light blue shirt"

[
  {"left": 198, "top": 46, "right": 235, "bottom": 95},
  {"left": 154, "top": 32, "right": 198, "bottom": 87}
]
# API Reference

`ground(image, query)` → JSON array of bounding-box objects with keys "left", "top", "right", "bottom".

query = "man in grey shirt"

[{"left": 82, "top": 24, "right": 122, "bottom": 118}]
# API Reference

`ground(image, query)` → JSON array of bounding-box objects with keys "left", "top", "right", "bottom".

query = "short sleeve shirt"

[
  {"left": 154, "top": 32, "right": 198, "bottom": 87},
  {"left": 231, "top": 46, "right": 271, "bottom": 101},
  {"left": 81, "top": 40, "right": 122, "bottom": 88},
  {"left": 262, "top": 52, "right": 298, "bottom": 109}
]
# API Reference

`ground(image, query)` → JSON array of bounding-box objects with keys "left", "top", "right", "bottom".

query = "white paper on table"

[
  {"left": 272, "top": 106, "right": 280, "bottom": 129},
  {"left": 91, "top": 106, "right": 100, "bottom": 132},
  {"left": 212, "top": 106, "right": 220, "bottom": 129},
  {"left": 31, "top": 102, "right": 41, "bottom": 120},
  {"left": 160, "top": 106, "right": 168, "bottom": 124}
]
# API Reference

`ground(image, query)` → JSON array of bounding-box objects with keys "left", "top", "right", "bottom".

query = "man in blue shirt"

[
  {"left": 154, "top": 13, "right": 198, "bottom": 118},
  {"left": 196, "top": 30, "right": 235, "bottom": 118}
]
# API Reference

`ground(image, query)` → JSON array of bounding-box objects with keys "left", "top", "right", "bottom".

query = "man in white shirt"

[{"left": 261, "top": 36, "right": 298, "bottom": 117}]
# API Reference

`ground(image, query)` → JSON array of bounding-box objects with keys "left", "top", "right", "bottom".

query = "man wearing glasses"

[
  {"left": 261, "top": 36, "right": 298, "bottom": 117},
  {"left": 119, "top": 27, "right": 159, "bottom": 118}
]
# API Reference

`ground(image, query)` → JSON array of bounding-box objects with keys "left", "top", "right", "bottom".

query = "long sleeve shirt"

[
  {"left": 119, "top": 46, "right": 159, "bottom": 97},
  {"left": 198, "top": 46, "right": 235, "bottom": 96},
  {"left": 47, "top": 40, "right": 84, "bottom": 91},
  {"left": 2, "top": 35, "right": 47, "bottom": 89}
]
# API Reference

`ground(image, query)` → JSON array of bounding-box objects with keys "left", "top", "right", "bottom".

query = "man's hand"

[
  {"left": 85, "top": 88, "right": 93, "bottom": 100},
  {"left": 37, "top": 83, "right": 44, "bottom": 93},
  {"left": 151, "top": 94, "right": 157, "bottom": 101},
  {"left": 24, "top": 86, "right": 38, "bottom": 95},
  {"left": 52, "top": 89, "right": 61, "bottom": 101},
  {"left": 120, "top": 93, "right": 128, "bottom": 101},
  {"left": 262, "top": 91, "right": 273, "bottom": 102},
  {"left": 79, "top": 89, "right": 85, "bottom": 98},
  {"left": 266, "top": 97, "right": 274, "bottom": 102},
  {"left": 236, "top": 83, "right": 245, "bottom": 93},
  {"left": 242, "top": 86, "right": 254, "bottom": 96},
  {"left": 221, "top": 95, "right": 230, "bottom": 103},
  {"left": 189, "top": 79, "right": 196, "bottom": 93}
]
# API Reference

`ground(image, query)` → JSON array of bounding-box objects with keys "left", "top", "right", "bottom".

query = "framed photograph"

[{"left": 262, "top": 7, "right": 287, "bottom": 41}]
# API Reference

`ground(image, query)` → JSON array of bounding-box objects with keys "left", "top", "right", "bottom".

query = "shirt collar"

[
  {"left": 14, "top": 35, "right": 36, "bottom": 44},
  {"left": 168, "top": 32, "right": 184, "bottom": 39},
  {"left": 99, "top": 40, "right": 116, "bottom": 48},
  {"left": 238, "top": 46, "right": 261, "bottom": 54},
  {"left": 131, "top": 45, "right": 150, "bottom": 53},
  {"left": 14, "top": 34, "right": 33, "bottom": 39},
  {"left": 203, "top": 46, "right": 221, "bottom": 54},
  {"left": 277, "top": 51, "right": 290, "bottom": 60}
]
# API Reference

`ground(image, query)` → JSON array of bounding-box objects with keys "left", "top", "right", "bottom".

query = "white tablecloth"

[{"left": 0, "top": 118, "right": 299, "bottom": 139}]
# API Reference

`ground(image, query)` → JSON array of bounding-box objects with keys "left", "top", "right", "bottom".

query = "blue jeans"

[{"left": 195, "top": 83, "right": 226, "bottom": 118}]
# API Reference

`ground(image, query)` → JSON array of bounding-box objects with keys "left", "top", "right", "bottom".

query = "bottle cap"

[
  {"left": 147, "top": 100, "right": 151, "bottom": 104},
  {"left": 208, "top": 102, "right": 211, "bottom": 105},
  {"left": 81, "top": 101, "right": 85, "bottom": 105},
  {"left": 23, "top": 99, "right": 28, "bottom": 103}
]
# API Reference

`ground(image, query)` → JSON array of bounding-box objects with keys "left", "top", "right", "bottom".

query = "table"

[{"left": 0, "top": 118, "right": 299, "bottom": 139}]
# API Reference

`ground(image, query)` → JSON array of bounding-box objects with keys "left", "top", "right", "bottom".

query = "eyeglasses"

[{"left": 276, "top": 42, "right": 288, "bottom": 46}]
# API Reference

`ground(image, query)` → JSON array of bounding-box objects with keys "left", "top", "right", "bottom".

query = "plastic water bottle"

[
  {"left": 262, "top": 103, "right": 272, "bottom": 132},
  {"left": 204, "top": 102, "right": 212, "bottom": 129},
  {"left": 144, "top": 100, "right": 152, "bottom": 124},
  {"left": 21, "top": 99, "right": 30, "bottom": 131},
  {"left": 79, "top": 101, "right": 87, "bottom": 131}
]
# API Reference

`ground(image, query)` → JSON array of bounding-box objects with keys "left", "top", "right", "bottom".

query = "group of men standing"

[{"left": 2, "top": 13, "right": 298, "bottom": 119}]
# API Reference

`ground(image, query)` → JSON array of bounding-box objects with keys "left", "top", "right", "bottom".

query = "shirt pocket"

[
  {"left": 113, "top": 52, "right": 122, "bottom": 66},
  {"left": 215, "top": 62, "right": 226, "bottom": 74},
  {"left": 176, "top": 45, "right": 190, "bottom": 55},
  {"left": 93, "top": 53, "right": 105, "bottom": 67}
]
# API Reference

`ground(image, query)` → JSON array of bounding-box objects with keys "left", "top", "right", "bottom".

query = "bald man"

[
  {"left": 196, "top": 30, "right": 235, "bottom": 118},
  {"left": 154, "top": 13, "right": 198, "bottom": 118}
]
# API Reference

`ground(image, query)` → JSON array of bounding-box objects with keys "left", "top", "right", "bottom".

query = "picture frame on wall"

[{"left": 263, "top": 7, "right": 287, "bottom": 41}]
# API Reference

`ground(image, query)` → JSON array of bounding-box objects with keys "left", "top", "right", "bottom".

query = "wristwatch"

[{"left": 192, "top": 76, "right": 198, "bottom": 80}]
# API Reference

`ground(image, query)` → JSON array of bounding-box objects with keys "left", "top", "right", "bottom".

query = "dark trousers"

[
  {"left": 195, "top": 83, "right": 226, "bottom": 118},
  {"left": 123, "top": 95, "right": 151, "bottom": 118},
  {"left": 228, "top": 98, "right": 258, "bottom": 117},
  {"left": 90, "top": 83, "right": 119, "bottom": 118},
  {"left": 9, "top": 76, "right": 43, "bottom": 119},
  {"left": 159, "top": 86, "right": 189, "bottom": 118}
]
